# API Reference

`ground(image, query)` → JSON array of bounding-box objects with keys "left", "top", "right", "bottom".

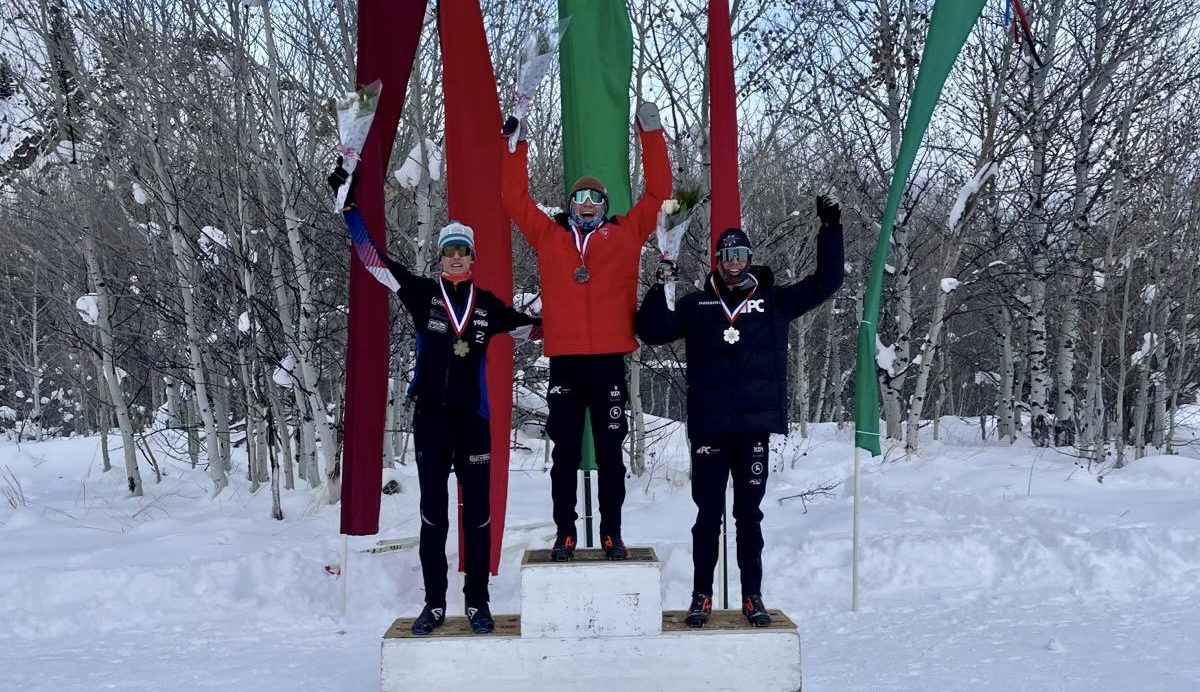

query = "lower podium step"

[{"left": 381, "top": 611, "right": 802, "bottom": 691}]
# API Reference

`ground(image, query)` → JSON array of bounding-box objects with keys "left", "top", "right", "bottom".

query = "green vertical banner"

[
  {"left": 558, "top": 0, "right": 634, "bottom": 471},
  {"left": 854, "top": 0, "right": 987, "bottom": 455}
]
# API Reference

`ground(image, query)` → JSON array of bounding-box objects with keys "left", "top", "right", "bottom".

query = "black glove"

[
  {"left": 501, "top": 115, "right": 525, "bottom": 142},
  {"left": 328, "top": 157, "right": 358, "bottom": 209},
  {"left": 816, "top": 194, "right": 840, "bottom": 228},
  {"left": 656, "top": 259, "right": 678, "bottom": 284}
]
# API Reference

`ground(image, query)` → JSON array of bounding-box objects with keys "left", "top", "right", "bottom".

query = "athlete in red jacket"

[{"left": 502, "top": 103, "right": 672, "bottom": 560}]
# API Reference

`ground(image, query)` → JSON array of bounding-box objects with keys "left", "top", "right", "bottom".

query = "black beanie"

[{"left": 716, "top": 228, "right": 752, "bottom": 252}]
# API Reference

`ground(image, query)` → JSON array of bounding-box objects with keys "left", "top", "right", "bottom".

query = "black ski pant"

[
  {"left": 689, "top": 433, "right": 769, "bottom": 596},
  {"left": 413, "top": 404, "right": 492, "bottom": 608},
  {"left": 546, "top": 354, "right": 629, "bottom": 539}
]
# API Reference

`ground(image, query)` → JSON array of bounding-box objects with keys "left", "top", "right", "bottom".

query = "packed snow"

[
  {"left": 2, "top": 414, "right": 1199, "bottom": 691},
  {"left": 394, "top": 139, "right": 442, "bottom": 189},
  {"left": 74, "top": 294, "right": 98, "bottom": 325},
  {"left": 945, "top": 161, "right": 997, "bottom": 232}
]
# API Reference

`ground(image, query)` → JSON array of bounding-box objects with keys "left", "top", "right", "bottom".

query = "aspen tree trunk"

[
  {"left": 630, "top": 353, "right": 646, "bottom": 475},
  {"left": 1113, "top": 234, "right": 1136, "bottom": 469},
  {"left": 814, "top": 302, "right": 834, "bottom": 423},
  {"left": 165, "top": 216, "right": 227, "bottom": 493},
  {"left": 997, "top": 306, "right": 1016, "bottom": 443},
  {"left": 1025, "top": 4, "right": 1064, "bottom": 448},
  {"left": 795, "top": 315, "right": 811, "bottom": 438},
  {"left": 91, "top": 344, "right": 113, "bottom": 472},
  {"left": 1166, "top": 269, "right": 1195, "bottom": 454},
  {"left": 212, "top": 366, "right": 233, "bottom": 474},
  {"left": 260, "top": 1, "right": 339, "bottom": 499},
  {"left": 83, "top": 234, "right": 142, "bottom": 496}
]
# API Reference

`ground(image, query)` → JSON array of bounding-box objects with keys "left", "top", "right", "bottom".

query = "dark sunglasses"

[
  {"left": 441, "top": 244, "right": 472, "bottom": 258},
  {"left": 716, "top": 247, "right": 751, "bottom": 263}
]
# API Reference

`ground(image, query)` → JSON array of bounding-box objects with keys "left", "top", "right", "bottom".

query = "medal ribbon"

[
  {"left": 439, "top": 279, "right": 476, "bottom": 338},
  {"left": 710, "top": 275, "right": 759, "bottom": 325},
  {"left": 571, "top": 226, "right": 597, "bottom": 265}
]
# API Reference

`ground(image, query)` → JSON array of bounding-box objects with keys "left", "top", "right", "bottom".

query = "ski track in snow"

[{"left": 2, "top": 415, "right": 1200, "bottom": 691}]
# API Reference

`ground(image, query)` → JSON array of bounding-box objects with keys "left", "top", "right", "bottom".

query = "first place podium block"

[{"left": 381, "top": 547, "right": 802, "bottom": 691}]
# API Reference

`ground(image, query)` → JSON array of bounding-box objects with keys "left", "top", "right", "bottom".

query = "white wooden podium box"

[{"left": 380, "top": 547, "right": 803, "bottom": 691}]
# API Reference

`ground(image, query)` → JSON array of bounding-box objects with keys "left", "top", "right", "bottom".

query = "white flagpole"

[
  {"left": 851, "top": 425, "right": 861, "bottom": 613},
  {"left": 340, "top": 533, "right": 349, "bottom": 617}
]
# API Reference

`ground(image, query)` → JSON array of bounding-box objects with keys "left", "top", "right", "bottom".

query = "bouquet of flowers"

[
  {"left": 509, "top": 17, "right": 571, "bottom": 152},
  {"left": 331, "top": 79, "right": 382, "bottom": 212}
]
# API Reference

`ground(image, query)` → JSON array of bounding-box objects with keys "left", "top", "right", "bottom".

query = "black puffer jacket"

[{"left": 635, "top": 225, "right": 844, "bottom": 439}]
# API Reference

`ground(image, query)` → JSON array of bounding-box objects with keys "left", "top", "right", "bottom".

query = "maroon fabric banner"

[
  {"left": 708, "top": 0, "right": 742, "bottom": 268},
  {"left": 439, "top": 0, "right": 512, "bottom": 574},
  {"left": 340, "top": 0, "right": 428, "bottom": 536}
]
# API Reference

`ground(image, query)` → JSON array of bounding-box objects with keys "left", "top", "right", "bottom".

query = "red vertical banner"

[
  {"left": 439, "top": 0, "right": 512, "bottom": 574},
  {"left": 708, "top": 0, "right": 742, "bottom": 267},
  {"left": 340, "top": 0, "right": 428, "bottom": 536}
]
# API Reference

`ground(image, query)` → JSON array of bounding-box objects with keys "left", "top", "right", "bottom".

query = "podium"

[{"left": 381, "top": 547, "right": 803, "bottom": 691}]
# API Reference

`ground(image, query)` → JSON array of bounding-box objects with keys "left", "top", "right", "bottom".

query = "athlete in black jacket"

[
  {"left": 332, "top": 166, "right": 539, "bottom": 636},
  {"left": 635, "top": 196, "right": 843, "bottom": 628}
]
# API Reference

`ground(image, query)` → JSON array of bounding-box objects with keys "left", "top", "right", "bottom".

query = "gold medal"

[{"left": 453, "top": 339, "right": 470, "bottom": 357}]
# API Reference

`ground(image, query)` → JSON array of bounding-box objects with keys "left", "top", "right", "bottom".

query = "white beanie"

[{"left": 437, "top": 221, "right": 475, "bottom": 253}]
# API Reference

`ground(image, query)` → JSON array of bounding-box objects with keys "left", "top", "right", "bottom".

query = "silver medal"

[
  {"left": 453, "top": 339, "right": 470, "bottom": 357},
  {"left": 723, "top": 326, "right": 741, "bottom": 344},
  {"left": 574, "top": 266, "right": 591, "bottom": 283}
]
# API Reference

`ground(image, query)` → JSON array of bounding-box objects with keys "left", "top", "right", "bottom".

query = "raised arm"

[
  {"left": 777, "top": 196, "right": 846, "bottom": 321},
  {"left": 622, "top": 103, "right": 673, "bottom": 240},
  {"left": 341, "top": 207, "right": 431, "bottom": 311},
  {"left": 330, "top": 164, "right": 431, "bottom": 311},
  {"left": 500, "top": 117, "right": 559, "bottom": 250}
]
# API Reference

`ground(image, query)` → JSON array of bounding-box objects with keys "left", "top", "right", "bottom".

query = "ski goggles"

[
  {"left": 571, "top": 189, "right": 606, "bottom": 205},
  {"left": 440, "top": 243, "right": 473, "bottom": 258},
  {"left": 716, "top": 246, "right": 751, "bottom": 263}
]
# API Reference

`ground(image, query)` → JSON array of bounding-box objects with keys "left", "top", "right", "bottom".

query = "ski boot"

[
  {"left": 550, "top": 534, "right": 576, "bottom": 562},
  {"left": 467, "top": 603, "right": 495, "bottom": 634},
  {"left": 411, "top": 604, "right": 446, "bottom": 636},
  {"left": 742, "top": 594, "right": 772, "bottom": 627},
  {"left": 601, "top": 534, "right": 628, "bottom": 560},
  {"left": 685, "top": 592, "right": 712, "bottom": 628}
]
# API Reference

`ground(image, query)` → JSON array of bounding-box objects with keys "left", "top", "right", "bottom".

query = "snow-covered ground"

[{"left": 2, "top": 413, "right": 1199, "bottom": 691}]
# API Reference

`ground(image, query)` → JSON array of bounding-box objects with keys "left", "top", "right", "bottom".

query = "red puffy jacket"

[{"left": 502, "top": 128, "right": 672, "bottom": 356}]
